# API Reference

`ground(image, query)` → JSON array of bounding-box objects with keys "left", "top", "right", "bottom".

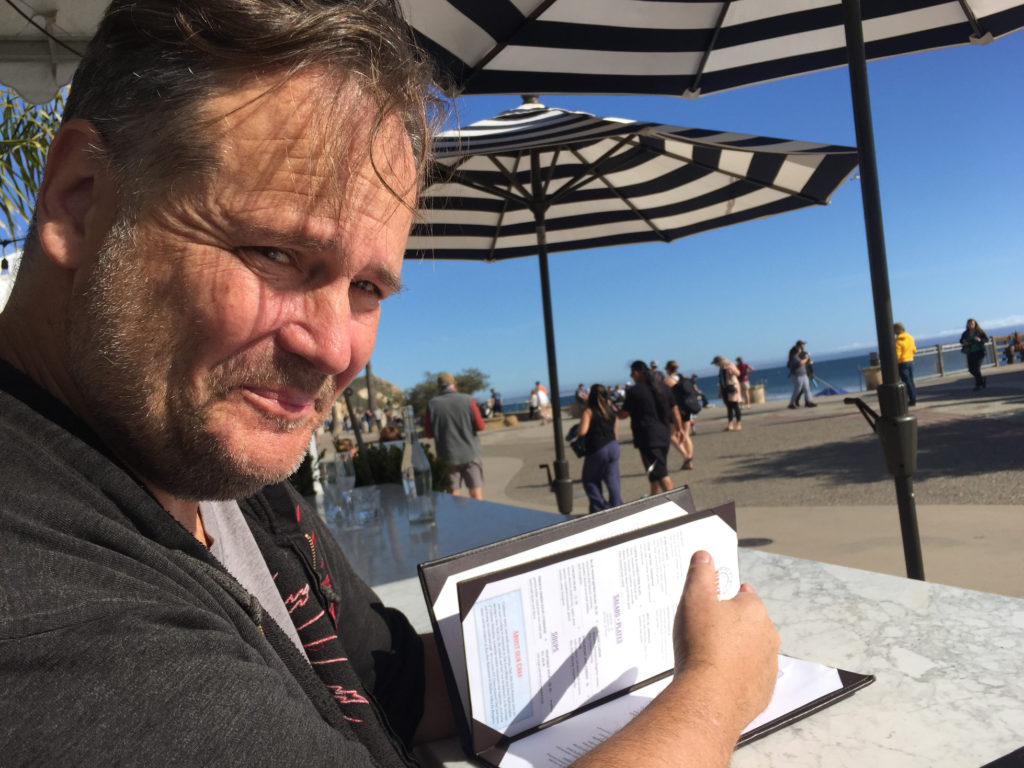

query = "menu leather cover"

[{"left": 418, "top": 488, "right": 874, "bottom": 767}]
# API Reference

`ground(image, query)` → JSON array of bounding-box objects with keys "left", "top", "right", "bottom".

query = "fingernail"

[{"left": 692, "top": 550, "right": 711, "bottom": 564}]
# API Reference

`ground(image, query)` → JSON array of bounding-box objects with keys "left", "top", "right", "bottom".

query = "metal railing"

[
  {"left": 913, "top": 342, "right": 994, "bottom": 379},
  {"left": 857, "top": 340, "right": 1002, "bottom": 390}
]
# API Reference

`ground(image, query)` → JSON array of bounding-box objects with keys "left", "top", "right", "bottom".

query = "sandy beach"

[{"left": 453, "top": 365, "right": 1024, "bottom": 598}]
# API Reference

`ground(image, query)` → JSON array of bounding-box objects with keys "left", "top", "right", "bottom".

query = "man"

[
  {"left": 736, "top": 356, "right": 755, "bottom": 406},
  {"left": 894, "top": 323, "right": 917, "bottom": 406},
  {"left": 0, "top": 1, "right": 777, "bottom": 765},
  {"left": 490, "top": 387, "right": 503, "bottom": 414},
  {"left": 423, "top": 372, "right": 486, "bottom": 499},
  {"left": 617, "top": 361, "right": 684, "bottom": 495},
  {"left": 787, "top": 340, "right": 818, "bottom": 408},
  {"left": 649, "top": 359, "right": 665, "bottom": 383},
  {"left": 535, "top": 378, "right": 553, "bottom": 424}
]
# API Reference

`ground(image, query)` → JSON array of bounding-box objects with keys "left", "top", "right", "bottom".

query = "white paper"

[
  {"left": 461, "top": 515, "right": 738, "bottom": 738},
  {"left": 434, "top": 500, "right": 694, "bottom": 718},
  {"left": 494, "top": 655, "right": 843, "bottom": 768}
]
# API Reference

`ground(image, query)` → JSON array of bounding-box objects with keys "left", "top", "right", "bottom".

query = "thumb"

[{"left": 684, "top": 550, "right": 720, "bottom": 602}]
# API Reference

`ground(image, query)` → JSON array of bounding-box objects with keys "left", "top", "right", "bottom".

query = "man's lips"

[{"left": 241, "top": 385, "right": 317, "bottom": 418}]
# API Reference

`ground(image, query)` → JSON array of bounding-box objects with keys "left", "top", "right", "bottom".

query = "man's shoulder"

[{"left": 431, "top": 389, "right": 471, "bottom": 405}]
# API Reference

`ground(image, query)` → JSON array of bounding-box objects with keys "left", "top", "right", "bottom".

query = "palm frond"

[{"left": 1, "top": 86, "right": 66, "bottom": 251}]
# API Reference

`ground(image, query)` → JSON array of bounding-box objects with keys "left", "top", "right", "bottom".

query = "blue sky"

[{"left": 372, "top": 32, "right": 1024, "bottom": 400}]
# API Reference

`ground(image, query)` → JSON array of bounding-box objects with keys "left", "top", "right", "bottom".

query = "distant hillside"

[{"left": 341, "top": 373, "right": 406, "bottom": 415}]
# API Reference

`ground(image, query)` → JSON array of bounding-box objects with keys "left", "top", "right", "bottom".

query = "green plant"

[
  {"left": 1, "top": 86, "right": 66, "bottom": 247},
  {"left": 350, "top": 441, "right": 453, "bottom": 492},
  {"left": 352, "top": 444, "right": 403, "bottom": 486},
  {"left": 423, "top": 444, "right": 453, "bottom": 493}
]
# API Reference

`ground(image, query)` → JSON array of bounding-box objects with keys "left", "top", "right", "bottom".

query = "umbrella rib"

[
  {"left": 445, "top": 169, "right": 524, "bottom": 207},
  {"left": 955, "top": 0, "right": 986, "bottom": 39},
  {"left": 686, "top": 1, "right": 732, "bottom": 98},
  {"left": 546, "top": 136, "right": 643, "bottom": 203},
  {"left": 436, "top": 152, "right": 531, "bottom": 208},
  {"left": 488, "top": 197, "right": 513, "bottom": 262},
  {"left": 564, "top": 145, "right": 672, "bottom": 242},
  {"left": 486, "top": 152, "right": 534, "bottom": 203},
  {"left": 462, "top": 0, "right": 560, "bottom": 91},
  {"left": 539, "top": 146, "right": 562, "bottom": 202}
]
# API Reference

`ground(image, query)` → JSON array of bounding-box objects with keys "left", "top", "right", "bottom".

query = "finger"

[
  {"left": 684, "top": 550, "right": 719, "bottom": 599},
  {"left": 739, "top": 582, "right": 756, "bottom": 594}
]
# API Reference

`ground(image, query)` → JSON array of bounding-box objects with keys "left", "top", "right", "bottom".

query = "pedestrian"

[
  {"left": 490, "top": 388, "right": 503, "bottom": 414},
  {"left": 1006, "top": 332, "right": 1024, "bottom": 365},
  {"left": 617, "top": 361, "right": 682, "bottom": 495},
  {"left": 663, "top": 361, "right": 695, "bottom": 469},
  {"left": 787, "top": 341, "right": 817, "bottom": 408},
  {"left": 536, "top": 382, "right": 553, "bottom": 424},
  {"left": 894, "top": 323, "right": 918, "bottom": 406},
  {"left": 424, "top": 373, "right": 486, "bottom": 499},
  {"left": 960, "top": 318, "right": 988, "bottom": 390},
  {"left": 576, "top": 384, "right": 624, "bottom": 513},
  {"left": 689, "top": 374, "right": 707, "bottom": 433},
  {"left": 528, "top": 387, "right": 539, "bottom": 419},
  {"left": 712, "top": 356, "right": 743, "bottom": 431},
  {"left": 736, "top": 356, "right": 755, "bottom": 406},
  {"left": 649, "top": 360, "right": 665, "bottom": 383}
]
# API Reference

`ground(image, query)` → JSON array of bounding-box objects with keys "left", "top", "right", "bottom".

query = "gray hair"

[{"left": 59, "top": 0, "right": 437, "bottom": 223}]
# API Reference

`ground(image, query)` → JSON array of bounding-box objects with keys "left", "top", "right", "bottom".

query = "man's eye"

[
  {"left": 242, "top": 246, "right": 292, "bottom": 265},
  {"left": 352, "top": 279, "right": 383, "bottom": 300}
]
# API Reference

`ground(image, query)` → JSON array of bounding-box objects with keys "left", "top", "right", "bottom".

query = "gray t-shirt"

[{"left": 201, "top": 499, "right": 308, "bottom": 660}]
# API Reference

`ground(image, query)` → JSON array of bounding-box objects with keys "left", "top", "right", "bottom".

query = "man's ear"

[{"left": 35, "top": 119, "right": 119, "bottom": 270}]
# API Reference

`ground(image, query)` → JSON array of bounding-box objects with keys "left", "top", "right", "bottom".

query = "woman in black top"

[
  {"left": 960, "top": 318, "right": 988, "bottom": 390},
  {"left": 577, "top": 384, "right": 623, "bottom": 513}
]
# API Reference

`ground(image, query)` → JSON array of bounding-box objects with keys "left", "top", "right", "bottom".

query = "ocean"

[{"left": 499, "top": 327, "right": 1017, "bottom": 411}]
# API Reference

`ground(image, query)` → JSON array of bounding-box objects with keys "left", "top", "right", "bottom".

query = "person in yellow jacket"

[{"left": 894, "top": 323, "right": 918, "bottom": 406}]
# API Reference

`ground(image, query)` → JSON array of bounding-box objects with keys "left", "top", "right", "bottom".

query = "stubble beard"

[{"left": 66, "top": 222, "right": 336, "bottom": 502}]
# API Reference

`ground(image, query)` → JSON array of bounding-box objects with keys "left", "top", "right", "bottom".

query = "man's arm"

[
  {"left": 414, "top": 632, "right": 457, "bottom": 744},
  {"left": 570, "top": 551, "right": 779, "bottom": 768},
  {"left": 470, "top": 400, "right": 486, "bottom": 432}
]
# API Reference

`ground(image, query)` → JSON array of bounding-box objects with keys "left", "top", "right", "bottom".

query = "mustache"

[{"left": 213, "top": 349, "right": 337, "bottom": 409}]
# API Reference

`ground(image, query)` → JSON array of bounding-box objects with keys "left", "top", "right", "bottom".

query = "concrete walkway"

[{"left": 471, "top": 365, "right": 1024, "bottom": 598}]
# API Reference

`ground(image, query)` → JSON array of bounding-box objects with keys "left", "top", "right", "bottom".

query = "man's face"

[{"left": 66, "top": 74, "right": 415, "bottom": 501}]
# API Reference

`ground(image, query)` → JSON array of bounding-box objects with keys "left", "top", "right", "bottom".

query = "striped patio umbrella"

[
  {"left": 403, "top": 0, "right": 1024, "bottom": 576},
  {"left": 406, "top": 98, "right": 858, "bottom": 514},
  {"left": 404, "top": 0, "right": 1024, "bottom": 99}
]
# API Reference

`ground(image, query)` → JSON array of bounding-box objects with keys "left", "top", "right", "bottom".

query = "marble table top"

[
  {"left": 323, "top": 490, "right": 1024, "bottom": 766},
  {"left": 375, "top": 551, "right": 1024, "bottom": 768}
]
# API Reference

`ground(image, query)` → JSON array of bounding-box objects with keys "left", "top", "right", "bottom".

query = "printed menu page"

[{"left": 460, "top": 515, "right": 739, "bottom": 738}]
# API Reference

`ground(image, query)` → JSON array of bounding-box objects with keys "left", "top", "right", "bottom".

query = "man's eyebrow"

[
  {"left": 369, "top": 263, "right": 404, "bottom": 295},
  {"left": 238, "top": 221, "right": 338, "bottom": 252}
]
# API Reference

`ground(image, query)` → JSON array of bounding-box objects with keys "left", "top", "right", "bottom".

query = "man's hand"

[
  {"left": 672, "top": 551, "right": 779, "bottom": 732},
  {"left": 571, "top": 550, "right": 779, "bottom": 768}
]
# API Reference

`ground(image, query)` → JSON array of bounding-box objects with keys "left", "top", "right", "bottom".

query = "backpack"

[{"left": 674, "top": 378, "right": 702, "bottom": 415}]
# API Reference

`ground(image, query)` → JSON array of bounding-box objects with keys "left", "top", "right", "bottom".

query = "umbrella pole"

[
  {"left": 536, "top": 239, "right": 574, "bottom": 515},
  {"left": 842, "top": 0, "right": 924, "bottom": 580},
  {"left": 530, "top": 185, "right": 573, "bottom": 513}
]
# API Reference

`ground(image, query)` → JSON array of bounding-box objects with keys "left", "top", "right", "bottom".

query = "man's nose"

[{"left": 276, "top": 284, "right": 353, "bottom": 376}]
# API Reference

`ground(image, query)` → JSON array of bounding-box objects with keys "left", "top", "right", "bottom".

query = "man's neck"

[{"left": 148, "top": 486, "right": 209, "bottom": 548}]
